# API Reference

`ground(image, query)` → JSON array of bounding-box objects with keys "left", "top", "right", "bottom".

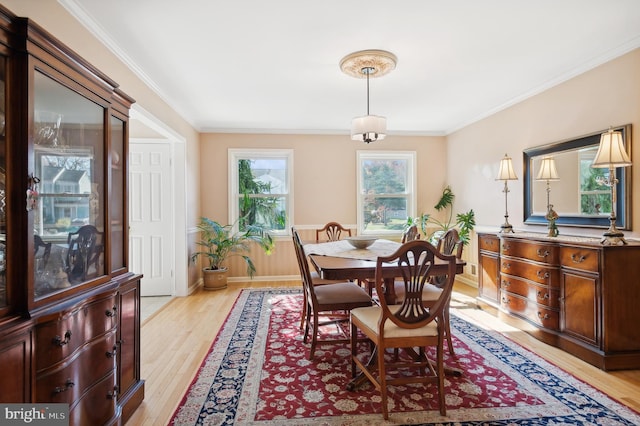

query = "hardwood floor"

[{"left": 125, "top": 280, "right": 640, "bottom": 425}]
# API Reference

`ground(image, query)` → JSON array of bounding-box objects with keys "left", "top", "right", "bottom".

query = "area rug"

[{"left": 170, "top": 288, "right": 640, "bottom": 425}]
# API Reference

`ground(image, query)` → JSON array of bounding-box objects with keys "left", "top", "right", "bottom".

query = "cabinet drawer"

[
  {"left": 500, "top": 275, "right": 559, "bottom": 308},
  {"left": 36, "top": 330, "right": 117, "bottom": 404},
  {"left": 500, "top": 292, "right": 559, "bottom": 330},
  {"left": 478, "top": 234, "right": 499, "bottom": 253},
  {"left": 35, "top": 293, "right": 117, "bottom": 370},
  {"left": 500, "top": 257, "right": 560, "bottom": 286},
  {"left": 501, "top": 239, "right": 558, "bottom": 264},
  {"left": 560, "top": 246, "right": 599, "bottom": 273},
  {"left": 69, "top": 372, "right": 118, "bottom": 426}
]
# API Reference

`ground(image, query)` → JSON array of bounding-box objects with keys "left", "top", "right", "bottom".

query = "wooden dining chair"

[
  {"left": 430, "top": 228, "right": 464, "bottom": 356},
  {"left": 292, "top": 228, "right": 372, "bottom": 360},
  {"left": 315, "top": 221, "right": 351, "bottom": 242},
  {"left": 350, "top": 239, "right": 457, "bottom": 420},
  {"left": 34, "top": 234, "right": 52, "bottom": 269},
  {"left": 291, "top": 227, "right": 342, "bottom": 330}
]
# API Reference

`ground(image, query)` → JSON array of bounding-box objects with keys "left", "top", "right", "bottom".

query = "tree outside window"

[
  {"left": 229, "top": 149, "right": 292, "bottom": 235},
  {"left": 357, "top": 151, "right": 415, "bottom": 235}
]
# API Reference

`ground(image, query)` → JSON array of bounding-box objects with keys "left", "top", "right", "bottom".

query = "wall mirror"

[{"left": 523, "top": 124, "right": 631, "bottom": 229}]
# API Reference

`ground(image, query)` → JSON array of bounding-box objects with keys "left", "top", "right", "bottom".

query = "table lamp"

[
  {"left": 496, "top": 153, "right": 518, "bottom": 233},
  {"left": 591, "top": 127, "right": 632, "bottom": 245}
]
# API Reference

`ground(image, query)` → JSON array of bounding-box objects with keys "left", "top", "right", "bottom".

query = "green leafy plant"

[
  {"left": 190, "top": 217, "right": 274, "bottom": 278},
  {"left": 407, "top": 186, "right": 476, "bottom": 245}
]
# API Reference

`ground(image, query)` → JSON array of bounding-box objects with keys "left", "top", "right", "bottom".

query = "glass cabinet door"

[
  {"left": 110, "top": 115, "right": 125, "bottom": 273},
  {"left": 32, "top": 71, "right": 105, "bottom": 299}
]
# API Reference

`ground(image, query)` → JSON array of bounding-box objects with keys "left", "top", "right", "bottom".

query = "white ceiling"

[{"left": 62, "top": 0, "right": 640, "bottom": 136}]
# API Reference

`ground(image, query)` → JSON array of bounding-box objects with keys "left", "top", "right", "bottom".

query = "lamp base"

[
  {"left": 499, "top": 223, "right": 514, "bottom": 233},
  {"left": 601, "top": 215, "right": 627, "bottom": 245},
  {"left": 601, "top": 230, "right": 627, "bottom": 246}
]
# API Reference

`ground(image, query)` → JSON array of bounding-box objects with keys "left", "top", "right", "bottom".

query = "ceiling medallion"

[{"left": 339, "top": 49, "right": 397, "bottom": 79}]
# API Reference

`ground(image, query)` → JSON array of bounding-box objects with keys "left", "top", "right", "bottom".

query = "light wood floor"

[{"left": 125, "top": 280, "right": 640, "bottom": 425}]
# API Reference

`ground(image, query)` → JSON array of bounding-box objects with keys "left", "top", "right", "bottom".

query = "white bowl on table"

[{"left": 346, "top": 236, "right": 377, "bottom": 249}]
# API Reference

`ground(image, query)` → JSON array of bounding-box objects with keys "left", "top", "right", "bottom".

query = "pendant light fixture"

[{"left": 340, "top": 50, "right": 397, "bottom": 143}]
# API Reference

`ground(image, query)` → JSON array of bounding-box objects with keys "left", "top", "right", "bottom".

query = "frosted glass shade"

[{"left": 351, "top": 115, "right": 386, "bottom": 143}]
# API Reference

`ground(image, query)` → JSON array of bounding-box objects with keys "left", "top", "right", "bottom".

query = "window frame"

[
  {"left": 228, "top": 148, "right": 293, "bottom": 237},
  {"left": 356, "top": 150, "right": 416, "bottom": 236}
]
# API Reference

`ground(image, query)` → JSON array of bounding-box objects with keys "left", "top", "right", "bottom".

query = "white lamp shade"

[
  {"left": 496, "top": 154, "right": 518, "bottom": 180},
  {"left": 351, "top": 115, "right": 387, "bottom": 142},
  {"left": 536, "top": 156, "right": 559, "bottom": 180},
  {"left": 592, "top": 129, "right": 632, "bottom": 168}
]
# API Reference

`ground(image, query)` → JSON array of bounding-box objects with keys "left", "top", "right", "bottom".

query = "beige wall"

[
  {"left": 200, "top": 133, "right": 448, "bottom": 278},
  {"left": 448, "top": 48, "right": 640, "bottom": 241}
]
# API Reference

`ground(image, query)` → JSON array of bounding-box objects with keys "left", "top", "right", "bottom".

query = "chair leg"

[
  {"left": 437, "top": 338, "right": 446, "bottom": 416},
  {"left": 308, "top": 311, "right": 319, "bottom": 360},
  {"left": 299, "top": 299, "right": 307, "bottom": 330},
  {"left": 445, "top": 307, "right": 455, "bottom": 357},
  {"left": 350, "top": 321, "right": 357, "bottom": 378},
  {"left": 378, "top": 344, "right": 389, "bottom": 420}
]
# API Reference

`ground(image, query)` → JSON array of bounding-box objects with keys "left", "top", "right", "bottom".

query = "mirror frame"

[{"left": 523, "top": 124, "right": 632, "bottom": 229}]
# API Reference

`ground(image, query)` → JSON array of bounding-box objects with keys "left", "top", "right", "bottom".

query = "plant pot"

[{"left": 202, "top": 267, "right": 228, "bottom": 291}]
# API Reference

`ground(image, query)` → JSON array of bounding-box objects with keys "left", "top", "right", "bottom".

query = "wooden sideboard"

[{"left": 477, "top": 232, "right": 640, "bottom": 370}]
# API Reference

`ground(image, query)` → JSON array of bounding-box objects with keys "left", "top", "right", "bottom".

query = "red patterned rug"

[{"left": 170, "top": 288, "right": 640, "bottom": 425}]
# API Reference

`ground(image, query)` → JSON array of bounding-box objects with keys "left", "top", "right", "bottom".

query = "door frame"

[{"left": 130, "top": 105, "right": 189, "bottom": 296}]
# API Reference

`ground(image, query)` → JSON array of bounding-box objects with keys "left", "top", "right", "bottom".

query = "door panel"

[{"left": 129, "top": 143, "right": 173, "bottom": 296}]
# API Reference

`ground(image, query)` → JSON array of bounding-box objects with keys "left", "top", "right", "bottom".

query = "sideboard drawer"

[
  {"left": 500, "top": 257, "right": 560, "bottom": 286},
  {"left": 479, "top": 234, "right": 499, "bottom": 253},
  {"left": 560, "top": 246, "right": 599, "bottom": 273},
  {"left": 500, "top": 292, "right": 559, "bottom": 330},
  {"left": 501, "top": 239, "right": 558, "bottom": 264},
  {"left": 500, "top": 275, "right": 559, "bottom": 308}
]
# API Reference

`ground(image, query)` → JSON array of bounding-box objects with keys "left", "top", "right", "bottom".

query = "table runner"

[{"left": 303, "top": 239, "right": 400, "bottom": 261}]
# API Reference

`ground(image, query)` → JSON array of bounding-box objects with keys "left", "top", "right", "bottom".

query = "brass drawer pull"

[
  {"left": 536, "top": 249, "right": 549, "bottom": 258},
  {"left": 537, "top": 312, "right": 550, "bottom": 320},
  {"left": 571, "top": 254, "right": 586, "bottom": 263},
  {"left": 502, "top": 243, "right": 511, "bottom": 251},
  {"left": 501, "top": 280, "right": 510, "bottom": 288},
  {"left": 536, "top": 270, "right": 549, "bottom": 280},
  {"left": 53, "top": 330, "right": 72, "bottom": 347},
  {"left": 53, "top": 379, "right": 75, "bottom": 394},
  {"left": 502, "top": 262, "right": 511, "bottom": 270},
  {"left": 537, "top": 291, "right": 549, "bottom": 300}
]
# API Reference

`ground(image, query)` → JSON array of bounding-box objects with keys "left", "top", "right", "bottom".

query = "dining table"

[{"left": 305, "top": 239, "right": 466, "bottom": 305}]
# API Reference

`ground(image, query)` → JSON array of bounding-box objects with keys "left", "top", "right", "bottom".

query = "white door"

[{"left": 129, "top": 142, "right": 174, "bottom": 296}]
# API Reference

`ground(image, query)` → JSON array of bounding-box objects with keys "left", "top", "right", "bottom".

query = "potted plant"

[
  {"left": 408, "top": 186, "right": 476, "bottom": 246},
  {"left": 191, "top": 217, "right": 274, "bottom": 290}
]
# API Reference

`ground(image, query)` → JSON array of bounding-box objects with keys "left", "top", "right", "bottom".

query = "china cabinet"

[
  {"left": 477, "top": 232, "right": 640, "bottom": 370},
  {"left": 0, "top": 5, "right": 143, "bottom": 424}
]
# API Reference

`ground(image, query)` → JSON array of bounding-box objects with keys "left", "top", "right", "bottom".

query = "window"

[
  {"left": 229, "top": 149, "right": 293, "bottom": 236},
  {"left": 357, "top": 151, "right": 416, "bottom": 235}
]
